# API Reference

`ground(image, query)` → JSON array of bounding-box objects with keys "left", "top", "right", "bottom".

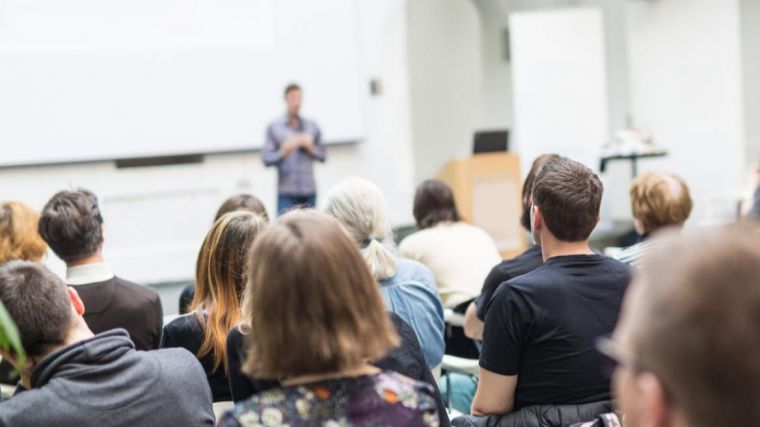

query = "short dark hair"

[
  {"left": 532, "top": 157, "right": 603, "bottom": 242},
  {"left": 284, "top": 83, "right": 301, "bottom": 97},
  {"left": 214, "top": 194, "right": 269, "bottom": 222},
  {"left": 0, "top": 261, "right": 72, "bottom": 358},
  {"left": 38, "top": 189, "right": 103, "bottom": 263},
  {"left": 413, "top": 179, "right": 462, "bottom": 230}
]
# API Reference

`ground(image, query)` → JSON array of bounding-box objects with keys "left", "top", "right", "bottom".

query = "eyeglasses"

[{"left": 595, "top": 336, "right": 676, "bottom": 402}]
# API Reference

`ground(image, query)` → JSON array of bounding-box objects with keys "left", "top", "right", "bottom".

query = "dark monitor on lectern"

[{"left": 473, "top": 130, "right": 509, "bottom": 154}]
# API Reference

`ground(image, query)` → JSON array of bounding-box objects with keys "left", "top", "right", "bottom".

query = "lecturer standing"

[{"left": 262, "top": 83, "right": 327, "bottom": 215}]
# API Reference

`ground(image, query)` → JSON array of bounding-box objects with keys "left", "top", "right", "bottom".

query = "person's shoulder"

[
  {"left": 152, "top": 346, "right": 207, "bottom": 379},
  {"left": 614, "top": 241, "right": 653, "bottom": 267},
  {"left": 376, "top": 371, "right": 437, "bottom": 409},
  {"left": 112, "top": 276, "right": 160, "bottom": 302},
  {"left": 394, "top": 257, "right": 434, "bottom": 279},
  {"left": 0, "top": 388, "right": 51, "bottom": 425},
  {"left": 491, "top": 247, "right": 543, "bottom": 280},
  {"left": 225, "top": 387, "right": 288, "bottom": 420},
  {"left": 598, "top": 254, "right": 633, "bottom": 274},
  {"left": 162, "top": 313, "right": 201, "bottom": 337},
  {"left": 226, "top": 325, "right": 247, "bottom": 354}
]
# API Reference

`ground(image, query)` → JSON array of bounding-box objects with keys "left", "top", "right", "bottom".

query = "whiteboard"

[
  {"left": 509, "top": 8, "right": 609, "bottom": 173},
  {"left": 0, "top": 0, "right": 364, "bottom": 166}
]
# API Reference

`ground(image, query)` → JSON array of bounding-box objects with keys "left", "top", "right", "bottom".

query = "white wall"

[
  {"left": 0, "top": 0, "right": 417, "bottom": 285},
  {"left": 741, "top": 0, "right": 760, "bottom": 166},
  {"left": 625, "top": 0, "right": 746, "bottom": 223},
  {"left": 407, "top": 0, "right": 484, "bottom": 182}
]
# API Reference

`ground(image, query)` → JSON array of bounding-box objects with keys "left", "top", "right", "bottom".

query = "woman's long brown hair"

[{"left": 190, "top": 211, "right": 268, "bottom": 374}]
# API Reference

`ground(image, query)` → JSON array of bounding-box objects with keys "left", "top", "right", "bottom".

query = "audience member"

[
  {"left": 161, "top": 211, "right": 267, "bottom": 401},
  {"left": 604, "top": 224, "right": 760, "bottom": 427},
  {"left": 214, "top": 194, "right": 269, "bottom": 222},
  {"left": 400, "top": 179, "right": 501, "bottom": 309},
  {"left": 38, "top": 189, "right": 162, "bottom": 351},
  {"left": 748, "top": 182, "right": 760, "bottom": 218},
  {"left": 178, "top": 193, "right": 269, "bottom": 314},
  {"left": 324, "top": 178, "right": 445, "bottom": 369},
  {"left": 226, "top": 312, "right": 450, "bottom": 427},
  {"left": 219, "top": 211, "right": 440, "bottom": 426},
  {"left": 471, "top": 157, "right": 631, "bottom": 417},
  {"left": 0, "top": 261, "right": 214, "bottom": 426},
  {"left": 614, "top": 171, "right": 692, "bottom": 267},
  {"left": 0, "top": 201, "right": 47, "bottom": 265},
  {"left": 463, "top": 154, "right": 558, "bottom": 340}
]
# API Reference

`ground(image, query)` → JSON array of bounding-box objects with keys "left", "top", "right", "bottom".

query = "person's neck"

[
  {"left": 287, "top": 113, "right": 300, "bottom": 126},
  {"left": 67, "top": 253, "right": 104, "bottom": 267},
  {"left": 282, "top": 363, "right": 379, "bottom": 386},
  {"left": 23, "top": 321, "right": 94, "bottom": 388},
  {"left": 540, "top": 234, "right": 593, "bottom": 262}
]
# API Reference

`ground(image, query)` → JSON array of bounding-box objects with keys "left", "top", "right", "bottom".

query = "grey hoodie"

[{"left": 0, "top": 329, "right": 214, "bottom": 427}]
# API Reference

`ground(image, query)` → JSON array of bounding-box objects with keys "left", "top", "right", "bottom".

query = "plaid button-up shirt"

[{"left": 262, "top": 115, "right": 326, "bottom": 196}]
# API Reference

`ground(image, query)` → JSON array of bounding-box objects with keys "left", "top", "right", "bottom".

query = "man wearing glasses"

[
  {"left": 471, "top": 157, "right": 631, "bottom": 417},
  {"left": 599, "top": 224, "right": 760, "bottom": 427}
]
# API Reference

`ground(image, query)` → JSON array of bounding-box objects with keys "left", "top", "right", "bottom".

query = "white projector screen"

[
  {"left": 0, "top": 0, "right": 364, "bottom": 167},
  {"left": 509, "top": 8, "right": 609, "bottom": 173}
]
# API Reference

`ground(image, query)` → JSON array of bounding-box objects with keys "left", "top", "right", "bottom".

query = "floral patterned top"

[{"left": 217, "top": 371, "right": 440, "bottom": 427}]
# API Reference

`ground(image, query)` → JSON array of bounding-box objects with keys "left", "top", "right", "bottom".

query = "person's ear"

[
  {"left": 637, "top": 372, "right": 675, "bottom": 427},
  {"left": 68, "top": 286, "right": 86, "bottom": 316},
  {"left": 532, "top": 205, "right": 543, "bottom": 232}
]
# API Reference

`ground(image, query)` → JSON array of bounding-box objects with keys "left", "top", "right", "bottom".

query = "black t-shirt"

[
  {"left": 226, "top": 312, "right": 451, "bottom": 427},
  {"left": 160, "top": 313, "right": 231, "bottom": 402},
  {"left": 480, "top": 254, "right": 631, "bottom": 409},
  {"left": 475, "top": 245, "right": 544, "bottom": 321}
]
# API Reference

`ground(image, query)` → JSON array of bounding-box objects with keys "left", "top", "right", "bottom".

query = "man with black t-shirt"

[
  {"left": 463, "top": 154, "right": 558, "bottom": 340},
  {"left": 471, "top": 157, "right": 631, "bottom": 417}
]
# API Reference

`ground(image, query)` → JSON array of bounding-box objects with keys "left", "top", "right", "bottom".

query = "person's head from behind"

[
  {"left": 531, "top": 157, "right": 602, "bottom": 246},
  {"left": 0, "top": 201, "right": 48, "bottom": 264},
  {"left": 38, "top": 189, "right": 103, "bottom": 265},
  {"left": 0, "top": 261, "right": 88, "bottom": 385},
  {"left": 214, "top": 194, "right": 269, "bottom": 223},
  {"left": 192, "top": 211, "right": 268, "bottom": 374},
  {"left": 324, "top": 178, "right": 397, "bottom": 281},
  {"left": 629, "top": 172, "right": 692, "bottom": 237},
  {"left": 413, "top": 179, "right": 461, "bottom": 230},
  {"left": 284, "top": 83, "right": 302, "bottom": 118},
  {"left": 520, "top": 154, "right": 561, "bottom": 232},
  {"left": 609, "top": 224, "right": 760, "bottom": 427},
  {"left": 241, "top": 210, "right": 399, "bottom": 379}
]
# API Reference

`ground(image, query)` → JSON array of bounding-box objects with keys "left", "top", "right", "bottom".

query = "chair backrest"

[{"left": 212, "top": 401, "right": 235, "bottom": 421}]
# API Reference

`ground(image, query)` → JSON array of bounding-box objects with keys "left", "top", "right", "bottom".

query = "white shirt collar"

[{"left": 66, "top": 262, "right": 115, "bottom": 286}]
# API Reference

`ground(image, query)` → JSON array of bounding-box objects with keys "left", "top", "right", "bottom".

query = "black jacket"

[
  {"left": 76, "top": 276, "right": 163, "bottom": 351},
  {"left": 452, "top": 401, "right": 613, "bottom": 427},
  {"left": 160, "top": 313, "right": 231, "bottom": 402}
]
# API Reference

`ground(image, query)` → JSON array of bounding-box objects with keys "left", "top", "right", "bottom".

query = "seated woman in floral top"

[{"left": 218, "top": 210, "right": 440, "bottom": 427}]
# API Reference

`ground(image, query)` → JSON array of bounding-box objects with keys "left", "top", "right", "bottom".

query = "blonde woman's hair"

[
  {"left": 190, "top": 211, "right": 268, "bottom": 374},
  {"left": 323, "top": 178, "right": 397, "bottom": 280},
  {"left": 241, "top": 210, "right": 399, "bottom": 379},
  {"left": 0, "top": 201, "right": 47, "bottom": 264}
]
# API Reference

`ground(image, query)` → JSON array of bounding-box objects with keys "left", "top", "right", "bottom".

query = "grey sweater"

[{"left": 0, "top": 329, "right": 214, "bottom": 427}]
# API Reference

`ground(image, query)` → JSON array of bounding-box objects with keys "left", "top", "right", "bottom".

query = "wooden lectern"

[{"left": 437, "top": 152, "right": 526, "bottom": 259}]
